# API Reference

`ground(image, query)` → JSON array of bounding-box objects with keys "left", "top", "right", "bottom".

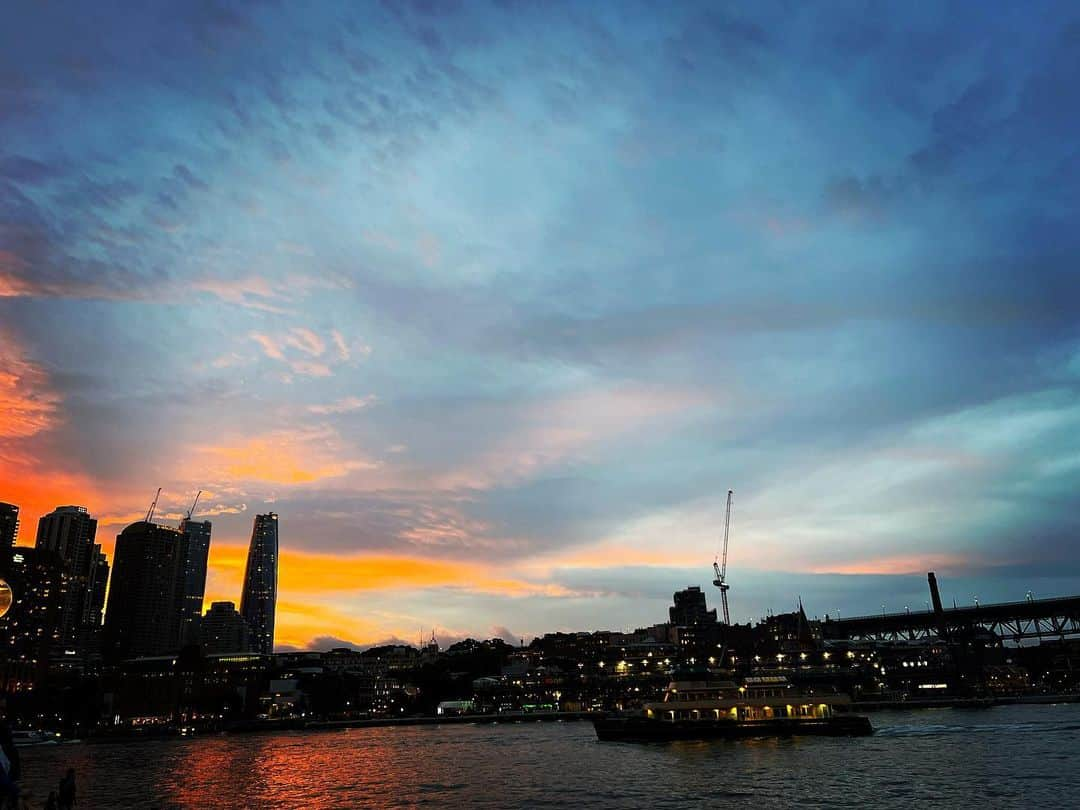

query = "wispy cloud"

[
  {"left": 307, "top": 395, "right": 375, "bottom": 415},
  {"left": 249, "top": 328, "right": 363, "bottom": 377}
]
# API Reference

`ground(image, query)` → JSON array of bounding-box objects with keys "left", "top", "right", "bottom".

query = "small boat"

[{"left": 594, "top": 675, "right": 873, "bottom": 742}]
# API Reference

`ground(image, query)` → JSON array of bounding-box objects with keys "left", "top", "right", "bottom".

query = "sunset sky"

[{"left": 2, "top": 1, "right": 1080, "bottom": 650}]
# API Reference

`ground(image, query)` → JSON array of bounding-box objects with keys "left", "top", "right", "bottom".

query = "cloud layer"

[{"left": 2, "top": 1, "right": 1080, "bottom": 647}]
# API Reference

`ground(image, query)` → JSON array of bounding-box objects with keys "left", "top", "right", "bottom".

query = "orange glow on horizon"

[
  {"left": 200, "top": 545, "right": 580, "bottom": 649},
  {"left": 204, "top": 544, "right": 575, "bottom": 600},
  {"left": 809, "top": 553, "right": 968, "bottom": 576}
]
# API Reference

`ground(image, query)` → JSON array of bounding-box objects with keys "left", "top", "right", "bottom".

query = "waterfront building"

[
  {"left": 200, "top": 601, "right": 251, "bottom": 655},
  {"left": 240, "top": 513, "right": 278, "bottom": 654},
  {"left": 35, "top": 505, "right": 106, "bottom": 664},
  {"left": 0, "top": 546, "right": 64, "bottom": 690},
  {"left": 102, "top": 520, "right": 187, "bottom": 660},
  {"left": 178, "top": 517, "right": 212, "bottom": 646},
  {"left": 0, "top": 502, "right": 17, "bottom": 568}
]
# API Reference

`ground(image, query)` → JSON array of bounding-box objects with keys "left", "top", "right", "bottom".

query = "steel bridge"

[{"left": 821, "top": 595, "right": 1080, "bottom": 644}]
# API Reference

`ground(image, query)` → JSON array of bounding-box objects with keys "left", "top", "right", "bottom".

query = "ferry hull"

[{"left": 593, "top": 714, "right": 873, "bottom": 742}]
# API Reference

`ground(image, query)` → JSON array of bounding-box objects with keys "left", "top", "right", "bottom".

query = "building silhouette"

[
  {"left": 0, "top": 546, "right": 64, "bottom": 689},
  {"left": 200, "top": 601, "right": 251, "bottom": 655},
  {"left": 0, "top": 502, "right": 17, "bottom": 569},
  {"left": 35, "top": 506, "right": 107, "bottom": 664},
  {"left": 240, "top": 513, "right": 278, "bottom": 654},
  {"left": 87, "top": 548, "right": 109, "bottom": 647},
  {"left": 178, "top": 517, "right": 212, "bottom": 646},
  {"left": 103, "top": 520, "right": 187, "bottom": 660},
  {"left": 669, "top": 586, "right": 718, "bottom": 626}
]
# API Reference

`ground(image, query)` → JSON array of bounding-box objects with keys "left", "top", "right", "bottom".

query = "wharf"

[{"left": 228, "top": 711, "right": 595, "bottom": 734}]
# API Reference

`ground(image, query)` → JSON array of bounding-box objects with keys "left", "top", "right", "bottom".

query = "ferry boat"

[{"left": 593, "top": 675, "right": 873, "bottom": 742}]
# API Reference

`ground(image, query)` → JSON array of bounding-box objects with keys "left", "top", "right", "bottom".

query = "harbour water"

[{"left": 19, "top": 703, "right": 1080, "bottom": 808}]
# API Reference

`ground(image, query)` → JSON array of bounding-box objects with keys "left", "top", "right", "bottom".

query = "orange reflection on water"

[{"left": 162, "top": 728, "right": 476, "bottom": 809}]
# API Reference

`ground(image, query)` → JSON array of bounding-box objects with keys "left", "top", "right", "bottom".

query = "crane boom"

[
  {"left": 145, "top": 487, "right": 162, "bottom": 523},
  {"left": 720, "top": 489, "right": 732, "bottom": 581},
  {"left": 186, "top": 490, "right": 203, "bottom": 521},
  {"left": 711, "top": 489, "right": 733, "bottom": 625}
]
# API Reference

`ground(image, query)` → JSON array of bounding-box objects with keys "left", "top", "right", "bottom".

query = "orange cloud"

[
  {"left": 248, "top": 327, "right": 363, "bottom": 377},
  {"left": 0, "top": 258, "right": 36, "bottom": 298},
  {"left": 250, "top": 332, "right": 285, "bottom": 360},
  {"left": 190, "top": 276, "right": 289, "bottom": 312},
  {"left": 0, "top": 334, "right": 61, "bottom": 439},
  {"left": 196, "top": 427, "right": 379, "bottom": 485},
  {"left": 283, "top": 327, "right": 325, "bottom": 357},
  {"left": 189, "top": 273, "right": 346, "bottom": 312}
]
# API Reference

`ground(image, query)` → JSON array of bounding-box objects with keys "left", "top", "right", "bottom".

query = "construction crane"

[
  {"left": 178, "top": 490, "right": 202, "bottom": 528},
  {"left": 184, "top": 492, "right": 201, "bottom": 522},
  {"left": 145, "top": 487, "right": 162, "bottom": 523},
  {"left": 712, "top": 489, "right": 733, "bottom": 625}
]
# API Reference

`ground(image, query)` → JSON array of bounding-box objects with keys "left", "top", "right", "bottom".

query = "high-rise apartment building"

[
  {"left": 35, "top": 505, "right": 106, "bottom": 663},
  {"left": 102, "top": 520, "right": 186, "bottom": 660},
  {"left": 0, "top": 546, "right": 64, "bottom": 689},
  {"left": 240, "top": 513, "right": 278, "bottom": 655}
]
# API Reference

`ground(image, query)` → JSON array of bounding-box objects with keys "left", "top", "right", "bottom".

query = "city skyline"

[{"left": 3, "top": 2, "right": 1080, "bottom": 650}]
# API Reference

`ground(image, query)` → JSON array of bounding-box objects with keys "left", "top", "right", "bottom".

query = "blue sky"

[{"left": 2, "top": 1, "right": 1079, "bottom": 648}]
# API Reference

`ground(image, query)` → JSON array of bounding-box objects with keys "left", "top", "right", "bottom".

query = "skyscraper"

[
  {"left": 102, "top": 520, "right": 186, "bottom": 660},
  {"left": 35, "top": 505, "right": 105, "bottom": 663},
  {"left": 178, "top": 517, "right": 212, "bottom": 646},
  {"left": 0, "top": 502, "right": 18, "bottom": 569},
  {"left": 240, "top": 513, "right": 278, "bottom": 654}
]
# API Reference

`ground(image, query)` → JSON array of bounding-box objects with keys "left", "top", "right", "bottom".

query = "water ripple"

[{"left": 17, "top": 703, "right": 1080, "bottom": 809}]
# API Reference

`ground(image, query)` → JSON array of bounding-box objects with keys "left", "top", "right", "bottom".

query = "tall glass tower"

[
  {"left": 178, "top": 518, "right": 212, "bottom": 646},
  {"left": 240, "top": 513, "right": 278, "bottom": 654}
]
